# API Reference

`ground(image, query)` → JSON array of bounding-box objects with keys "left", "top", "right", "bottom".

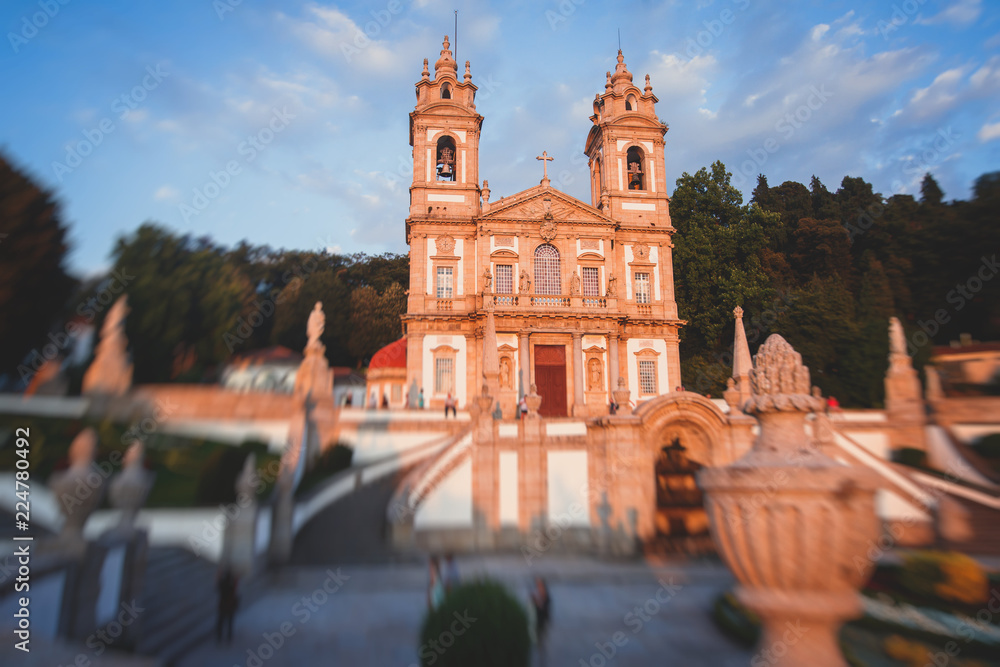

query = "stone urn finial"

[
  {"left": 109, "top": 440, "right": 154, "bottom": 536},
  {"left": 612, "top": 375, "right": 631, "bottom": 410},
  {"left": 524, "top": 383, "right": 542, "bottom": 417},
  {"left": 698, "top": 334, "right": 880, "bottom": 667}
]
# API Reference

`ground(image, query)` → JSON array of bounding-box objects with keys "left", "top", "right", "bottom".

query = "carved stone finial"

[
  {"left": 421, "top": 58, "right": 429, "bottom": 79},
  {"left": 464, "top": 60, "right": 471, "bottom": 82},
  {"left": 644, "top": 74, "right": 652, "bottom": 94},
  {"left": 744, "top": 334, "right": 818, "bottom": 414},
  {"left": 605, "top": 71, "right": 612, "bottom": 90}
]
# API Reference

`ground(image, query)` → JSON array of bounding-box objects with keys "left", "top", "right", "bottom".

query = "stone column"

[
  {"left": 572, "top": 332, "right": 584, "bottom": 416},
  {"left": 519, "top": 332, "right": 531, "bottom": 396},
  {"left": 607, "top": 333, "right": 619, "bottom": 395}
]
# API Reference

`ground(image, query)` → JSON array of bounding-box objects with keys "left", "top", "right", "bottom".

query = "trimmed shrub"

[
  {"left": 893, "top": 447, "right": 928, "bottom": 468},
  {"left": 973, "top": 433, "right": 1000, "bottom": 460},
  {"left": 899, "top": 551, "right": 988, "bottom": 606},
  {"left": 418, "top": 579, "right": 530, "bottom": 667}
]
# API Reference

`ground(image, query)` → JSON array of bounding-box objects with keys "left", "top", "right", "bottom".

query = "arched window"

[
  {"left": 441, "top": 83, "right": 452, "bottom": 99},
  {"left": 436, "top": 136, "right": 456, "bottom": 181},
  {"left": 626, "top": 94, "right": 636, "bottom": 111},
  {"left": 534, "top": 244, "right": 561, "bottom": 295},
  {"left": 626, "top": 146, "right": 645, "bottom": 191}
]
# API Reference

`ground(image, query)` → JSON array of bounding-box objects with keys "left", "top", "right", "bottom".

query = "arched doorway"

[
  {"left": 653, "top": 435, "right": 711, "bottom": 553},
  {"left": 633, "top": 394, "right": 732, "bottom": 555}
]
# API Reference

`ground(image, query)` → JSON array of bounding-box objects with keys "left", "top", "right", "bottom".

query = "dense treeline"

[
  {"left": 96, "top": 223, "right": 408, "bottom": 383},
  {"left": 673, "top": 162, "right": 1000, "bottom": 407}
]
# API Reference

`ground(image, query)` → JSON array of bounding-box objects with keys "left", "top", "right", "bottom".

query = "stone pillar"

[
  {"left": 472, "top": 385, "right": 498, "bottom": 548},
  {"left": 608, "top": 333, "right": 620, "bottom": 397},
  {"left": 572, "top": 332, "right": 584, "bottom": 416},
  {"left": 519, "top": 332, "right": 531, "bottom": 396},
  {"left": 699, "top": 335, "right": 880, "bottom": 667}
]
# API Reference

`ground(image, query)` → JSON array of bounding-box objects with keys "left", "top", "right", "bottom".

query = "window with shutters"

[
  {"left": 534, "top": 245, "right": 561, "bottom": 295},
  {"left": 495, "top": 264, "right": 513, "bottom": 294},
  {"left": 639, "top": 359, "right": 657, "bottom": 395},
  {"left": 634, "top": 272, "right": 651, "bottom": 304},
  {"left": 436, "top": 267, "right": 453, "bottom": 298},
  {"left": 582, "top": 266, "right": 600, "bottom": 296}
]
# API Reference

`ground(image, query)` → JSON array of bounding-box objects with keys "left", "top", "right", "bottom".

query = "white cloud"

[
  {"left": 978, "top": 121, "right": 1000, "bottom": 142},
  {"left": 154, "top": 185, "right": 180, "bottom": 202},
  {"left": 917, "top": 0, "right": 981, "bottom": 26}
]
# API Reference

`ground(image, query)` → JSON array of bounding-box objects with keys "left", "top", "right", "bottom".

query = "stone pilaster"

[{"left": 572, "top": 332, "right": 585, "bottom": 416}]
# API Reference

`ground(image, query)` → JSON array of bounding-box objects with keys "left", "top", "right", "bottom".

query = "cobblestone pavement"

[{"left": 179, "top": 555, "right": 754, "bottom": 667}]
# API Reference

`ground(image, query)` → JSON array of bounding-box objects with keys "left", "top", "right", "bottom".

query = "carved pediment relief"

[{"left": 479, "top": 187, "right": 610, "bottom": 225}]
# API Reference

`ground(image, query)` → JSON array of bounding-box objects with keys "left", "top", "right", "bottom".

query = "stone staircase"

[{"left": 135, "top": 546, "right": 266, "bottom": 665}]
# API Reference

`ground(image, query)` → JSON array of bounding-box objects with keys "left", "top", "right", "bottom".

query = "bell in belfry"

[
  {"left": 627, "top": 160, "right": 643, "bottom": 185},
  {"left": 437, "top": 146, "right": 455, "bottom": 177}
]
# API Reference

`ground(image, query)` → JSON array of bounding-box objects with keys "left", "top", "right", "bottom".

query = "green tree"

[
  {"left": 348, "top": 282, "right": 407, "bottom": 364},
  {"left": 0, "top": 152, "right": 76, "bottom": 383}
]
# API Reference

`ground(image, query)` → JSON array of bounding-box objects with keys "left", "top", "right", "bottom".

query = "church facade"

[{"left": 403, "top": 38, "right": 683, "bottom": 418}]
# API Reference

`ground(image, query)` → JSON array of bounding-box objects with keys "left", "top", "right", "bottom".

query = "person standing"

[
  {"left": 216, "top": 567, "right": 239, "bottom": 645},
  {"left": 519, "top": 395, "right": 528, "bottom": 420},
  {"left": 531, "top": 577, "right": 551, "bottom": 666},
  {"left": 427, "top": 556, "right": 445, "bottom": 610},
  {"left": 419, "top": 388, "right": 425, "bottom": 409}
]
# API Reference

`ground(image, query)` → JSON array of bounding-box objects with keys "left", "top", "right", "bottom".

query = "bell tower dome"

[
  {"left": 408, "top": 36, "right": 483, "bottom": 224},
  {"left": 584, "top": 51, "right": 671, "bottom": 229}
]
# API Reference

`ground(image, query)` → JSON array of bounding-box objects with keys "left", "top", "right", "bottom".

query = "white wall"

[
  {"left": 499, "top": 451, "right": 519, "bottom": 526},
  {"left": 547, "top": 450, "right": 590, "bottom": 526},
  {"left": 422, "top": 334, "right": 468, "bottom": 405},
  {"left": 625, "top": 338, "right": 670, "bottom": 401},
  {"left": 414, "top": 458, "right": 473, "bottom": 528}
]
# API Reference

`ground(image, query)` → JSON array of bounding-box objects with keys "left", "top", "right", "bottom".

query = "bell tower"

[
  {"left": 584, "top": 51, "right": 671, "bottom": 228},
  {"left": 408, "top": 36, "right": 483, "bottom": 223}
]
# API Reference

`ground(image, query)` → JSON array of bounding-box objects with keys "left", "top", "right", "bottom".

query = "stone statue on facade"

[
  {"left": 295, "top": 302, "right": 333, "bottom": 399},
  {"left": 570, "top": 271, "right": 581, "bottom": 296},
  {"left": 519, "top": 269, "right": 531, "bottom": 294},
  {"left": 482, "top": 268, "right": 492, "bottom": 294},
  {"left": 607, "top": 274, "right": 617, "bottom": 297},
  {"left": 307, "top": 301, "right": 325, "bottom": 348}
]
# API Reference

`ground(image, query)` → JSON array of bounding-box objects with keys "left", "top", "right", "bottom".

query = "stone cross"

[{"left": 536, "top": 151, "right": 553, "bottom": 180}]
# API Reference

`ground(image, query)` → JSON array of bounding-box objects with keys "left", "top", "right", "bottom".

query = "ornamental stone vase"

[{"left": 698, "top": 335, "right": 880, "bottom": 667}]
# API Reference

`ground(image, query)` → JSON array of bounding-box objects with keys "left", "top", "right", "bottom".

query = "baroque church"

[{"left": 401, "top": 37, "right": 682, "bottom": 418}]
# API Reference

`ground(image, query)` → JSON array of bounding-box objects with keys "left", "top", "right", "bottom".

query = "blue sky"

[{"left": 2, "top": 0, "right": 998, "bottom": 276}]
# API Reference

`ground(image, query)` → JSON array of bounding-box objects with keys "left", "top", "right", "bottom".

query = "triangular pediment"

[{"left": 479, "top": 185, "right": 612, "bottom": 225}]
